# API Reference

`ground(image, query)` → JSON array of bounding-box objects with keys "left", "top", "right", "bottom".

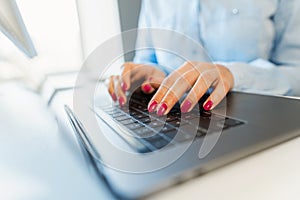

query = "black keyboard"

[{"left": 94, "top": 90, "right": 244, "bottom": 153}]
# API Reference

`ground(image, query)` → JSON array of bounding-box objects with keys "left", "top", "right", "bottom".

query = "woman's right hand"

[{"left": 108, "top": 62, "right": 166, "bottom": 106}]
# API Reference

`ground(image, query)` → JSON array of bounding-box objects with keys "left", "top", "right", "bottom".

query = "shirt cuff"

[{"left": 214, "top": 59, "right": 291, "bottom": 95}]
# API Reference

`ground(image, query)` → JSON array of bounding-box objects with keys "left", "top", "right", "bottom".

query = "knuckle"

[
  {"left": 188, "top": 89, "right": 198, "bottom": 100},
  {"left": 212, "top": 93, "right": 222, "bottom": 102},
  {"left": 213, "top": 88, "right": 226, "bottom": 100},
  {"left": 177, "top": 73, "right": 192, "bottom": 88},
  {"left": 161, "top": 76, "right": 173, "bottom": 88},
  {"left": 167, "top": 89, "right": 180, "bottom": 101},
  {"left": 163, "top": 93, "right": 178, "bottom": 107}
]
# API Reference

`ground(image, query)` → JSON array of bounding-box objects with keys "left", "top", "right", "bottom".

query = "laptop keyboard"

[{"left": 95, "top": 90, "right": 244, "bottom": 153}]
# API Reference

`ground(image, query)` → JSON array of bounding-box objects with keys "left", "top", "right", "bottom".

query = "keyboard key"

[
  {"left": 143, "top": 134, "right": 169, "bottom": 149},
  {"left": 148, "top": 120, "right": 165, "bottom": 128},
  {"left": 122, "top": 108, "right": 130, "bottom": 113},
  {"left": 166, "top": 115, "right": 178, "bottom": 122},
  {"left": 127, "top": 123, "right": 143, "bottom": 130},
  {"left": 140, "top": 117, "right": 152, "bottom": 124},
  {"left": 160, "top": 125, "right": 176, "bottom": 133},
  {"left": 132, "top": 113, "right": 148, "bottom": 120},
  {"left": 104, "top": 107, "right": 119, "bottom": 115},
  {"left": 168, "top": 120, "right": 187, "bottom": 128},
  {"left": 112, "top": 112, "right": 125, "bottom": 118},
  {"left": 178, "top": 124, "right": 198, "bottom": 138},
  {"left": 128, "top": 109, "right": 139, "bottom": 115},
  {"left": 120, "top": 118, "right": 136, "bottom": 125},
  {"left": 115, "top": 115, "right": 130, "bottom": 121},
  {"left": 168, "top": 131, "right": 193, "bottom": 143},
  {"left": 196, "top": 126, "right": 208, "bottom": 136},
  {"left": 201, "top": 111, "right": 212, "bottom": 118},
  {"left": 133, "top": 127, "right": 152, "bottom": 137},
  {"left": 163, "top": 131, "right": 177, "bottom": 140},
  {"left": 169, "top": 110, "right": 181, "bottom": 116},
  {"left": 181, "top": 113, "right": 198, "bottom": 121}
]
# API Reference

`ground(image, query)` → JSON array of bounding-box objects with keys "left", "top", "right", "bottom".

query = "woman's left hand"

[{"left": 147, "top": 61, "right": 234, "bottom": 116}]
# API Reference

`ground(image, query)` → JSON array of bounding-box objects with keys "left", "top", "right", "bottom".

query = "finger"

[
  {"left": 203, "top": 81, "right": 230, "bottom": 111},
  {"left": 147, "top": 62, "right": 194, "bottom": 114},
  {"left": 157, "top": 68, "right": 200, "bottom": 115},
  {"left": 141, "top": 73, "right": 165, "bottom": 94},
  {"left": 141, "top": 78, "right": 155, "bottom": 94},
  {"left": 130, "top": 69, "right": 148, "bottom": 84},
  {"left": 121, "top": 63, "right": 132, "bottom": 91},
  {"left": 121, "top": 63, "right": 135, "bottom": 91},
  {"left": 114, "top": 76, "right": 127, "bottom": 106},
  {"left": 181, "top": 69, "right": 217, "bottom": 113},
  {"left": 108, "top": 76, "right": 117, "bottom": 101},
  {"left": 147, "top": 71, "right": 180, "bottom": 113}
]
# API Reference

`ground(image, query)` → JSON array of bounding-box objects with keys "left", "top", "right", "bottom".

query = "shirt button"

[{"left": 232, "top": 8, "right": 239, "bottom": 15}]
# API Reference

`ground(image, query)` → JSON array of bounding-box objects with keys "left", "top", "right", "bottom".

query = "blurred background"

[{"left": 0, "top": 0, "right": 141, "bottom": 89}]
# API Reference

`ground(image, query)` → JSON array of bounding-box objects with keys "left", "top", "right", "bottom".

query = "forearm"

[
  {"left": 277, "top": 66, "right": 300, "bottom": 96},
  {"left": 216, "top": 59, "right": 293, "bottom": 96}
]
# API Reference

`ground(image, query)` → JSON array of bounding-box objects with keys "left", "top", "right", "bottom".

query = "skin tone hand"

[
  {"left": 108, "top": 62, "right": 166, "bottom": 106},
  {"left": 147, "top": 61, "right": 234, "bottom": 116}
]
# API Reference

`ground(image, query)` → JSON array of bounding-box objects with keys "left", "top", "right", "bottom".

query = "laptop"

[
  {"left": 65, "top": 85, "right": 300, "bottom": 199},
  {"left": 67, "top": 2, "right": 300, "bottom": 199}
]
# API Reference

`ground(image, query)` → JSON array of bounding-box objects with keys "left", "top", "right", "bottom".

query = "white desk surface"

[{"left": 1, "top": 82, "right": 300, "bottom": 200}]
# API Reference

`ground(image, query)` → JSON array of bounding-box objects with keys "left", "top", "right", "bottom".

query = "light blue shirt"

[{"left": 134, "top": 0, "right": 300, "bottom": 96}]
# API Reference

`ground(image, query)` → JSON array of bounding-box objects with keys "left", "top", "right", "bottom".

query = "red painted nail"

[
  {"left": 157, "top": 103, "right": 168, "bottom": 116},
  {"left": 181, "top": 100, "right": 192, "bottom": 113},
  {"left": 204, "top": 100, "right": 213, "bottom": 111},
  {"left": 143, "top": 84, "right": 152, "bottom": 93},
  {"left": 119, "top": 97, "right": 125, "bottom": 107},
  {"left": 148, "top": 100, "right": 158, "bottom": 113},
  {"left": 121, "top": 82, "right": 127, "bottom": 91},
  {"left": 111, "top": 93, "right": 117, "bottom": 101}
]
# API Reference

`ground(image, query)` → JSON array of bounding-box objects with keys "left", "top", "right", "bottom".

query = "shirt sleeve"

[
  {"left": 222, "top": 0, "right": 300, "bottom": 96},
  {"left": 218, "top": 59, "right": 291, "bottom": 95},
  {"left": 133, "top": 0, "right": 158, "bottom": 65}
]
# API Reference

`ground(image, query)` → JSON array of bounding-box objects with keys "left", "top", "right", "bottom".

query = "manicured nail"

[
  {"left": 181, "top": 100, "right": 192, "bottom": 113},
  {"left": 148, "top": 100, "right": 158, "bottom": 113},
  {"left": 118, "top": 97, "right": 125, "bottom": 107},
  {"left": 157, "top": 103, "right": 168, "bottom": 116},
  {"left": 121, "top": 82, "right": 127, "bottom": 91},
  {"left": 204, "top": 100, "right": 213, "bottom": 111},
  {"left": 143, "top": 84, "right": 152, "bottom": 93},
  {"left": 111, "top": 93, "right": 117, "bottom": 102}
]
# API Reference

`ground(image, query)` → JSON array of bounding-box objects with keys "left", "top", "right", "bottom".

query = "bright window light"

[{"left": 0, "top": 0, "right": 82, "bottom": 85}]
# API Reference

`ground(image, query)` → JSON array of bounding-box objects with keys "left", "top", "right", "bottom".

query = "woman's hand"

[
  {"left": 108, "top": 62, "right": 166, "bottom": 106},
  {"left": 147, "top": 61, "right": 234, "bottom": 116}
]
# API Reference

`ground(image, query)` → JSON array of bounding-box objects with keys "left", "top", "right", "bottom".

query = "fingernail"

[
  {"left": 119, "top": 97, "right": 125, "bottom": 107},
  {"left": 148, "top": 100, "right": 158, "bottom": 113},
  {"left": 121, "top": 82, "right": 127, "bottom": 91},
  {"left": 181, "top": 100, "right": 192, "bottom": 113},
  {"left": 204, "top": 100, "right": 213, "bottom": 111},
  {"left": 111, "top": 93, "right": 117, "bottom": 102},
  {"left": 143, "top": 84, "right": 152, "bottom": 93},
  {"left": 157, "top": 103, "right": 168, "bottom": 116}
]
